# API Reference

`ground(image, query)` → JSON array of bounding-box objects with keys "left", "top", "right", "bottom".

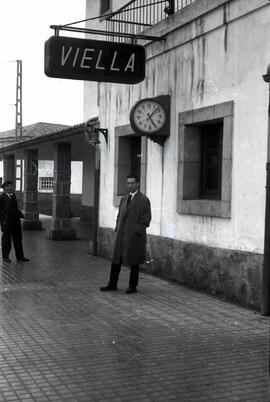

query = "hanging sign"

[{"left": 44, "top": 36, "right": 145, "bottom": 84}]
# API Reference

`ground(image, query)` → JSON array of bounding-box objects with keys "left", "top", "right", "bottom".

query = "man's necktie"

[{"left": 127, "top": 194, "right": 132, "bottom": 206}]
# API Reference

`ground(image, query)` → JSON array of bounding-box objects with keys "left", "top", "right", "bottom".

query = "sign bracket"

[{"left": 50, "top": 25, "right": 165, "bottom": 43}]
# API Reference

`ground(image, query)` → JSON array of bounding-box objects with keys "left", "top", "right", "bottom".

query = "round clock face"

[{"left": 131, "top": 100, "right": 166, "bottom": 134}]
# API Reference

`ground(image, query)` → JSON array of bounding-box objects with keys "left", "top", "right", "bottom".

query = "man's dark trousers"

[
  {"left": 2, "top": 222, "right": 24, "bottom": 260},
  {"left": 109, "top": 260, "right": 139, "bottom": 289}
]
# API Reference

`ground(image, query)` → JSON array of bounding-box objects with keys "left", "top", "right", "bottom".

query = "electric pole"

[{"left": 15, "top": 60, "right": 22, "bottom": 141}]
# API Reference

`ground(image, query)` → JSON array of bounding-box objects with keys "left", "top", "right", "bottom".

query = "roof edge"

[{"left": 0, "top": 117, "right": 99, "bottom": 154}]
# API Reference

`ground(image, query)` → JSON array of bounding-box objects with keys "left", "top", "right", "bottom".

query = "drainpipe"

[
  {"left": 85, "top": 118, "right": 100, "bottom": 256},
  {"left": 262, "top": 64, "right": 270, "bottom": 315},
  {"left": 92, "top": 144, "right": 100, "bottom": 256}
]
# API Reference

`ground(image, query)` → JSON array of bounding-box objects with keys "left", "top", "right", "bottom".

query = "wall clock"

[
  {"left": 129, "top": 95, "right": 170, "bottom": 145},
  {"left": 129, "top": 97, "right": 168, "bottom": 135}
]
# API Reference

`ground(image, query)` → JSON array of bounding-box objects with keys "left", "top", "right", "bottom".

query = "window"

[
  {"left": 114, "top": 124, "right": 147, "bottom": 206},
  {"left": 39, "top": 177, "right": 54, "bottom": 191},
  {"left": 178, "top": 101, "right": 233, "bottom": 218},
  {"left": 16, "top": 159, "right": 23, "bottom": 191},
  {"left": 200, "top": 122, "right": 223, "bottom": 200},
  {"left": 117, "top": 136, "right": 141, "bottom": 196},
  {"left": 100, "top": 0, "right": 111, "bottom": 16},
  {"left": 71, "top": 161, "right": 83, "bottom": 194}
]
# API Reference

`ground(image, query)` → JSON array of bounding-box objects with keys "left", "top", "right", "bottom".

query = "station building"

[
  {"left": 0, "top": 0, "right": 270, "bottom": 312},
  {"left": 84, "top": 0, "right": 270, "bottom": 311}
]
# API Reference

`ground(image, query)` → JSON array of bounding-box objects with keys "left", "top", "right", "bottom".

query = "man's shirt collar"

[{"left": 129, "top": 190, "right": 138, "bottom": 199}]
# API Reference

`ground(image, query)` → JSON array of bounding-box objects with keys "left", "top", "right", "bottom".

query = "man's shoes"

[
  {"left": 17, "top": 257, "right": 30, "bottom": 262},
  {"left": 126, "top": 287, "right": 137, "bottom": 294},
  {"left": 3, "top": 258, "right": 11, "bottom": 263},
  {"left": 100, "top": 284, "right": 117, "bottom": 291}
]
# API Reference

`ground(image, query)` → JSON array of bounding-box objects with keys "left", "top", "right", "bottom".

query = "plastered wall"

[{"left": 89, "top": 0, "right": 270, "bottom": 254}]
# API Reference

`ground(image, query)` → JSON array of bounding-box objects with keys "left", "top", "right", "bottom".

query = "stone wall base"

[
  {"left": 46, "top": 228, "right": 76, "bottom": 240},
  {"left": 97, "top": 227, "right": 262, "bottom": 311},
  {"left": 80, "top": 206, "right": 94, "bottom": 222},
  {"left": 23, "top": 221, "right": 42, "bottom": 231},
  {"left": 38, "top": 194, "right": 82, "bottom": 217}
]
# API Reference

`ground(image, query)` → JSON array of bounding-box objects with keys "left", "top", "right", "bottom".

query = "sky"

[{"left": 0, "top": 0, "right": 86, "bottom": 132}]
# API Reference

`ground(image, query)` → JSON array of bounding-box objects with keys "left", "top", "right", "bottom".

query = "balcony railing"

[{"left": 106, "top": 0, "right": 197, "bottom": 42}]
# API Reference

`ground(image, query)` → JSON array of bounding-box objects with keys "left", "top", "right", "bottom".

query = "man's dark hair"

[
  {"left": 126, "top": 173, "right": 139, "bottom": 182},
  {"left": 1, "top": 180, "right": 13, "bottom": 189}
]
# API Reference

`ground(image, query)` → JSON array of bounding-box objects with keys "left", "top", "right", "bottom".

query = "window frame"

[
  {"left": 38, "top": 177, "right": 54, "bottom": 192},
  {"left": 199, "top": 121, "right": 223, "bottom": 200},
  {"left": 177, "top": 101, "right": 233, "bottom": 218}
]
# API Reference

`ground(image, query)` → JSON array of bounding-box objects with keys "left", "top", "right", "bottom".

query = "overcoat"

[
  {"left": 112, "top": 191, "right": 151, "bottom": 266},
  {"left": 0, "top": 192, "right": 24, "bottom": 233}
]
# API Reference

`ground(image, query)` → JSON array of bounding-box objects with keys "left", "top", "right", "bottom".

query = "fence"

[{"left": 106, "top": 0, "right": 197, "bottom": 42}]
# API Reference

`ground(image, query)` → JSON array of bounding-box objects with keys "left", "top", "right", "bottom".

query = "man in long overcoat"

[
  {"left": 0, "top": 180, "right": 29, "bottom": 263},
  {"left": 100, "top": 174, "right": 151, "bottom": 294}
]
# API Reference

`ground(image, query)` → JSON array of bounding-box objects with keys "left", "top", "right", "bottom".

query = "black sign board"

[{"left": 44, "top": 36, "right": 145, "bottom": 84}]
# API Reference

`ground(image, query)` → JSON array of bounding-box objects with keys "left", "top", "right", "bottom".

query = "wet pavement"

[{"left": 0, "top": 216, "right": 269, "bottom": 401}]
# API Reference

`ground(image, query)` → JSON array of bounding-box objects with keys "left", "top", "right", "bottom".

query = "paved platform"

[{"left": 0, "top": 216, "right": 269, "bottom": 402}]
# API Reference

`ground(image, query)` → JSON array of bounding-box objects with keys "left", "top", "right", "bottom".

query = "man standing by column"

[
  {"left": 0, "top": 181, "right": 29, "bottom": 263},
  {"left": 100, "top": 174, "right": 151, "bottom": 294}
]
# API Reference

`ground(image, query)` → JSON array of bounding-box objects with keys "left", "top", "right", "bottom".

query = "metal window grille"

[
  {"left": 106, "top": 0, "right": 197, "bottom": 42},
  {"left": 39, "top": 177, "right": 54, "bottom": 191}
]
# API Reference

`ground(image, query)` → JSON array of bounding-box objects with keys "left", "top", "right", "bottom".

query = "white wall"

[
  {"left": 82, "top": 157, "right": 95, "bottom": 206},
  {"left": 88, "top": 0, "right": 270, "bottom": 254},
  {"left": 71, "top": 161, "right": 83, "bottom": 194}
]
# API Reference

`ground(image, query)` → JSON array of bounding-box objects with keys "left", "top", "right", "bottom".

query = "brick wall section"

[
  {"left": 23, "top": 149, "right": 42, "bottom": 230},
  {"left": 38, "top": 193, "right": 83, "bottom": 217},
  {"left": 3, "top": 154, "right": 15, "bottom": 184},
  {"left": 47, "top": 142, "right": 76, "bottom": 240}
]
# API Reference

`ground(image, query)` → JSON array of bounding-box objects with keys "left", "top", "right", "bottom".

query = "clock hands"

[
  {"left": 146, "top": 113, "right": 157, "bottom": 128},
  {"left": 146, "top": 106, "right": 159, "bottom": 120},
  {"left": 146, "top": 106, "right": 162, "bottom": 128}
]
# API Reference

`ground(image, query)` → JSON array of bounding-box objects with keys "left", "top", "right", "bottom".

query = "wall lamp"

[{"left": 84, "top": 121, "right": 108, "bottom": 145}]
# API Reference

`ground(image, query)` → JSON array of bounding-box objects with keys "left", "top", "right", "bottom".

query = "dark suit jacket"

[
  {"left": 0, "top": 192, "right": 24, "bottom": 232},
  {"left": 112, "top": 191, "right": 151, "bottom": 266}
]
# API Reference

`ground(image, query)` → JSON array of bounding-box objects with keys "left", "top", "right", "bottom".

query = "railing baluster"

[{"left": 104, "top": 0, "right": 199, "bottom": 43}]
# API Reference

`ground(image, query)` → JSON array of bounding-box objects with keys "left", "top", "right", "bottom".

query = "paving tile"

[{"left": 0, "top": 216, "right": 269, "bottom": 401}]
